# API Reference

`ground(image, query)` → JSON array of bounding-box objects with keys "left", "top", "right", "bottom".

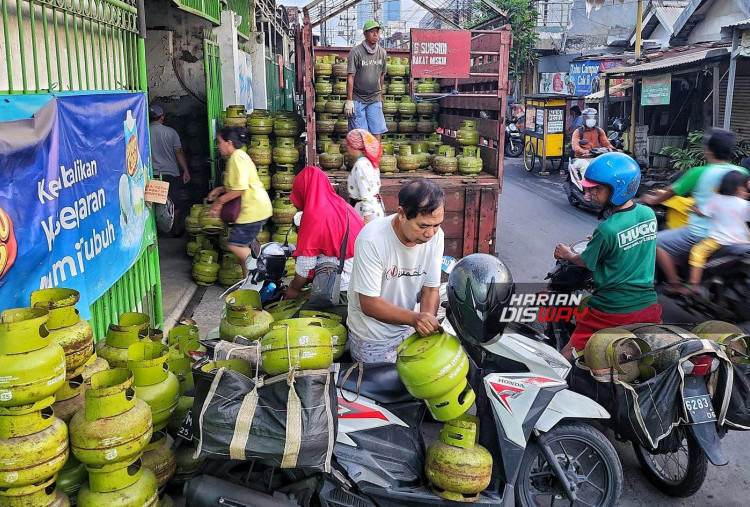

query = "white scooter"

[
  {"left": 565, "top": 143, "right": 613, "bottom": 211},
  {"left": 187, "top": 256, "right": 624, "bottom": 507}
]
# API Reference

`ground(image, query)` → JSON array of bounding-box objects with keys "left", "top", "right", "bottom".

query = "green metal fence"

[
  {"left": 1, "top": 0, "right": 162, "bottom": 339},
  {"left": 1, "top": 0, "right": 141, "bottom": 94},
  {"left": 172, "top": 0, "right": 220, "bottom": 24},
  {"left": 204, "top": 31, "right": 223, "bottom": 186},
  {"left": 226, "top": 0, "right": 251, "bottom": 40}
]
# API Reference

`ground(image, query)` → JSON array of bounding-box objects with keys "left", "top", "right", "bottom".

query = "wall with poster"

[
  {"left": 539, "top": 72, "right": 574, "bottom": 95},
  {"left": 0, "top": 93, "right": 151, "bottom": 318}
]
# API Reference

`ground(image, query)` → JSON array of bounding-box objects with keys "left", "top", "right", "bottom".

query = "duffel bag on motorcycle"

[
  {"left": 571, "top": 326, "right": 732, "bottom": 450},
  {"left": 188, "top": 362, "right": 339, "bottom": 472}
]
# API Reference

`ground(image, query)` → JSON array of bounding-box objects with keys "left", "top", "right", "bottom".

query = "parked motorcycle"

[
  {"left": 186, "top": 255, "right": 625, "bottom": 506},
  {"left": 607, "top": 117, "right": 629, "bottom": 151},
  {"left": 543, "top": 239, "right": 731, "bottom": 498},
  {"left": 221, "top": 212, "right": 301, "bottom": 303},
  {"left": 504, "top": 116, "right": 523, "bottom": 158}
]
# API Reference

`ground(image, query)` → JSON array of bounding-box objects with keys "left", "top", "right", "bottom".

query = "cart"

[{"left": 522, "top": 94, "right": 581, "bottom": 173}]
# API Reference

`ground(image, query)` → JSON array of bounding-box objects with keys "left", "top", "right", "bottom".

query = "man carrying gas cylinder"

[
  {"left": 347, "top": 179, "right": 445, "bottom": 363},
  {"left": 344, "top": 20, "right": 388, "bottom": 141}
]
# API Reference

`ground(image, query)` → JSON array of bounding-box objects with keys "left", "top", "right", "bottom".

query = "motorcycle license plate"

[{"left": 684, "top": 394, "right": 716, "bottom": 424}]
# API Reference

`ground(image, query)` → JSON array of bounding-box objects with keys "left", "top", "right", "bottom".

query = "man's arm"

[
  {"left": 379, "top": 74, "right": 385, "bottom": 99},
  {"left": 174, "top": 147, "right": 191, "bottom": 183},
  {"left": 554, "top": 243, "right": 588, "bottom": 267},
  {"left": 419, "top": 286, "right": 440, "bottom": 315},
  {"left": 599, "top": 128, "right": 614, "bottom": 150},
  {"left": 359, "top": 294, "right": 440, "bottom": 337},
  {"left": 571, "top": 128, "right": 586, "bottom": 157},
  {"left": 284, "top": 275, "right": 309, "bottom": 300},
  {"left": 640, "top": 187, "right": 675, "bottom": 206},
  {"left": 347, "top": 73, "right": 355, "bottom": 101}
]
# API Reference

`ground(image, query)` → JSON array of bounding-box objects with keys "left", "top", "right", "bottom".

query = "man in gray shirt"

[
  {"left": 149, "top": 105, "right": 191, "bottom": 235},
  {"left": 345, "top": 20, "right": 388, "bottom": 140}
]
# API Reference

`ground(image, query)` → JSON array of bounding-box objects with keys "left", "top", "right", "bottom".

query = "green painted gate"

[
  {"left": 204, "top": 32, "right": 223, "bottom": 186},
  {"left": 1, "top": 0, "right": 162, "bottom": 339}
]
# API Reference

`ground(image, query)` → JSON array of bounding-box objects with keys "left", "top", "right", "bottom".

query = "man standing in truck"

[{"left": 344, "top": 20, "right": 388, "bottom": 141}]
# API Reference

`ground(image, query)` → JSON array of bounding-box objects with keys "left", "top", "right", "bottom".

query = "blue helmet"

[{"left": 581, "top": 152, "right": 641, "bottom": 206}]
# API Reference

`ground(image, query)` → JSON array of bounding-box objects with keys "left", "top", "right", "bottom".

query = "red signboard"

[{"left": 410, "top": 29, "right": 471, "bottom": 79}]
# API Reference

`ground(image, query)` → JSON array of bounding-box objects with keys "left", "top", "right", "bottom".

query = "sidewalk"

[{"left": 157, "top": 236, "right": 227, "bottom": 337}]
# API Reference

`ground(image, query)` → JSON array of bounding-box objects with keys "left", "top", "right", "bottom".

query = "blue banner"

[
  {"left": 0, "top": 92, "right": 151, "bottom": 318},
  {"left": 569, "top": 60, "right": 602, "bottom": 96}
]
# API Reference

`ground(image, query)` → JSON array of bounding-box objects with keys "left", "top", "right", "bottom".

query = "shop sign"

[
  {"left": 525, "top": 106, "right": 536, "bottom": 132},
  {"left": 536, "top": 108, "right": 545, "bottom": 134},
  {"left": 0, "top": 93, "right": 152, "bottom": 318},
  {"left": 642, "top": 73, "right": 671, "bottom": 106},
  {"left": 547, "top": 108, "right": 565, "bottom": 134},
  {"left": 539, "top": 72, "right": 574, "bottom": 95},
  {"left": 410, "top": 29, "right": 471, "bottom": 78},
  {"left": 569, "top": 60, "right": 602, "bottom": 95}
]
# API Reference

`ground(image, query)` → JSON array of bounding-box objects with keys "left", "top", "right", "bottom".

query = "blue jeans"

[
  {"left": 228, "top": 219, "right": 266, "bottom": 247},
  {"left": 349, "top": 100, "right": 387, "bottom": 135}
]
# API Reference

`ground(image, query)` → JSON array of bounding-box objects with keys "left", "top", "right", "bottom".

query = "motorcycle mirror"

[
  {"left": 292, "top": 211, "right": 303, "bottom": 227},
  {"left": 441, "top": 256, "right": 457, "bottom": 274},
  {"left": 608, "top": 132, "right": 618, "bottom": 141},
  {"left": 250, "top": 239, "right": 262, "bottom": 258},
  {"left": 579, "top": 139, "right": 590, "bottom": 146}
]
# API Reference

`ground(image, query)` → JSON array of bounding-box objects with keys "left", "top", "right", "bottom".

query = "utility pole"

[{"left": 629, "top": 0, "right": 643, "bottom": 154}]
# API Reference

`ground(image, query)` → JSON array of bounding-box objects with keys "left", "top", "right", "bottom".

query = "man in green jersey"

[{"left": 554, "top": 153, "right": 662, "bottom": 360}]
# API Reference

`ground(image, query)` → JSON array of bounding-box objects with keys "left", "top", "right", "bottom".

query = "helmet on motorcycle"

[
  {"left": 580, "top": 152, "right": 641, "bottom": 206},
  {"left": 447, "top": 253, "right": 514, "bottom": 346}
]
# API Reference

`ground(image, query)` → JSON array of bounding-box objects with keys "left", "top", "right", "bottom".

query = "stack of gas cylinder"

[
  {"left": 396, "top": 330, "right": 493, "bottom": 501},
  {"left": 214, "top": 290, "right": 348, "bottom": 374},
  {"left": 0, "top": 305, "right": 70, "bottom": 506}
]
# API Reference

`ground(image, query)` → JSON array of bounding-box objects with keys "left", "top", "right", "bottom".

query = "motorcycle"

[
  {"left": 186, "top": 258, "right": 624, "bottom": 506},
  {"left": 221, "top": 212, "right": 301, "bottom": 303},
  {"left": 640, "top": 198, "right": 750, "bottom": 322},
  {"left": 543, "top": 239, "right": 731, "bottom": 498},
  {"left": 504, "top": 116, "right": 523, "bottom": 158},
  {"left": 607, "top": 118, "right": 629, "bottom": 152},
  {"left": 564, "top": 143, "right": 613, "bottom": 212}
]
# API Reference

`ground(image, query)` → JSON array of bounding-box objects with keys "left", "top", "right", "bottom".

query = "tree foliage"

[
  {"left": 471, "top": 0, "right": 538, "bottom": 82},
  {"left": 660, "top": 131, "right": 750, "bottom": 171}
]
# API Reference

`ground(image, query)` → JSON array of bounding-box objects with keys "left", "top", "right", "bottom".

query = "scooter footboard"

[{"left": 534, "top": 388, "right": 610, "bottom": 433}]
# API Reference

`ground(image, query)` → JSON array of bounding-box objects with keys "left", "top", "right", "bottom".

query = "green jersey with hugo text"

[{"left": 580, "top": 204, "right": 659, "bottom": 313}]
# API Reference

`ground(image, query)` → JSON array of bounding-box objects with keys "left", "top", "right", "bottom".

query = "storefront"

[{"left": 602, "top": 46, "right": 731, "bottom": 168}]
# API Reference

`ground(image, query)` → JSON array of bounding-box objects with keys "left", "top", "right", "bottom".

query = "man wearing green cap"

[{"left": 345, "top": 20, "right": 388, "bottom": 140}]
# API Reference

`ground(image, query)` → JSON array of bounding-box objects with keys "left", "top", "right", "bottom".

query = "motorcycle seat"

[
  {"left": 337, "top": 362, "right": 414, "bottom": 404},
  {"left": 715, "top": 244, "right": 750, "bottom": 257}
]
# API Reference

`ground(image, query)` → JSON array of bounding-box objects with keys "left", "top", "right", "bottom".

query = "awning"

[
  {"left": 585, "top": 80, "right": 632, "bottom": 101},
  {"left": 603, "top": 47, "right": 730, "bottom": 76}
]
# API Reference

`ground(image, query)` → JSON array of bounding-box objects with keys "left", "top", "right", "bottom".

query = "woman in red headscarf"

[
  {"left": 346, "top": 129, "right": 385, "bottom": 223},
  {"left": 284, "top": 166, "right": 365, "bottom": 313}
]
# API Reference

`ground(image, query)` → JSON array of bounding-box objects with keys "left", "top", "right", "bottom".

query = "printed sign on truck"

[{"left": 410, "top": 29, "right": 471, "bottom": 79}]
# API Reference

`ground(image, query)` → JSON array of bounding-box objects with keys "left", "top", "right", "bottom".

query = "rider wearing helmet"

[
  {"left": 554, "top": 153, "right": 662, "bottom": 360},
  {"left": 446, "top": 254, "right": 515, "bottom": 346},
  {"left": 571, "top": 108, "right": 613, "bottom": 159}
]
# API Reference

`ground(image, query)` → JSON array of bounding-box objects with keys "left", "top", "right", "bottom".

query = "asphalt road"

[{"left": 497, "top": 158, "right": 749, "bottom": 507}]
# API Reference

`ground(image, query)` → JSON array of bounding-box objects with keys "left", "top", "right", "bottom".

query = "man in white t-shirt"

[{"left": 347, "top": 179, "right": 445, "bottom": 363}]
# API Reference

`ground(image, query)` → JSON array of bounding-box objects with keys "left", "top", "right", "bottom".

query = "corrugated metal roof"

[
  {"left": 603, "top": 47, "right": 729, "bottom": 75},
  {"left": 585, "top": 81, "right": 633, "bottom": 100},
  {"left": 654, "top": 3, "right": 688, "bottom": 30},
  {"left": 723, "top": 17, "right": 750, "bottom": 29}
]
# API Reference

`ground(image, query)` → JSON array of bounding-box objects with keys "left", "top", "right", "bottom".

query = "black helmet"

[{"left": 447, "top": 254, "right": 515, "bottom": 346}]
